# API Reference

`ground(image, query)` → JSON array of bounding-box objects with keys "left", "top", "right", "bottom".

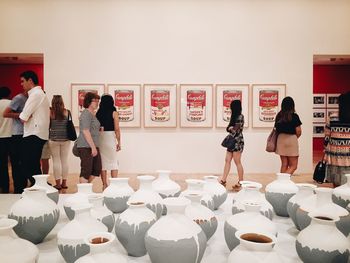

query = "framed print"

[
  {"left": 326, "top": 93, "right": 341, "bottom": 108},
  {"left": 252, "top": 84, "right": 286, "bottom": 128},
  {"left": 143, "top": 84, "right": 177, "bottom": 127},
  {"left": 327, "top": 108, "right": 339, "bottom": 120},
  {"left": 216, "top": 84, "right": 249, "bottom": 128},
  {"left": 313, "top": 123, "right": 325, "bottom": 138},
  {"left": 107, "top": 84, "right": 141, "bottom": 127},
  {"left": 313, "top": 94, "right": 326, "bottom": 108},
  {"left": 71, "top": 83, "right": 105, "bottom": 127},
  {"left": 180, "top": 84, "right": 213, "bottom": 128},
  {"left": 313, "top": 108, "right": 326, "bottom": 123}
]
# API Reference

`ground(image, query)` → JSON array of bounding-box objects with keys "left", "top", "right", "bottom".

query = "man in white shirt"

[
  {"left": 0, "top": 86, "right": 12, "bottom": 193},
  {"left": 19, "top": 71, "right": 50, "bottom": 187}
]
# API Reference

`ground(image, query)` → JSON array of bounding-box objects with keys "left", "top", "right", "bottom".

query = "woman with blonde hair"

[{"left": 49, "top": 95, "right": 71, "bottom": 189}]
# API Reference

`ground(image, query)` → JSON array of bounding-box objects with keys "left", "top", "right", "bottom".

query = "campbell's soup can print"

[
  {"left": 223, "top": 90, "right": 242, "bottom": 122},
  {"left": 115, "top": 90, "right": 134, "bottom": 122},
  {"left": 259, "top": 90, "right": 279, "bottom": 122},
  {"left": 78, "top": 90, "right": 97, "bottom": 113},
  {"left": 187, "top": 90, "right": 206, "bottom": 122},
  {"left": 151, "top": 90, "right": 170, "bottom": 122}
]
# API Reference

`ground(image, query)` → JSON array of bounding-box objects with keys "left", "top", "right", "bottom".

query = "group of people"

[
  {"left": 220, "top": 92, "right": 350, "bottom": 190},
  {"left": 0, "top": 70, "right": 121, "bottom": 193}
]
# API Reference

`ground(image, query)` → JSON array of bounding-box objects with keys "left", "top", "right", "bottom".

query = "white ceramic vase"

[
  {"left": 129, "top": 175, "right": 164, "bottom": 218},
  {"left": 181, "top": 179, "right": 215, "bottom": 211},
  {"left": 75, "top": 232, "right": 127, "bottom": 263},
  {"left": 232, "top": 184, "right": 274, "bottom": 220},
  {"left": 64, "top": 183, "right": 93, "bottom": 220},
  {"left": 89, "top": 194, "right": 115, "bottom": 232},
  {"left": 115, "top": 201, "right": 157, "bottom": 257},
  {"left": 233, "top": 181, "right": 263, "bottom": 204},
  {"left": 152, "top": 170, "right": 181, "bottom": 198},
  {"left": 103, "top": 178, "right": 134, "bottom": 213},
  {"left": 296, "top": 213, "right": 350, "bottom": 263},
  {"left": 184, "top": 192, "right": 218, "bottom": 241},
  {"left": 224, "top": 202, "right": 277, "bottom": 251},
  {"left": 265, "top": 173, "right": 298, "bottom": 217},
  {"left": 8, "top": 188, "right": 60, "bottom": 244},
  {"left": 296, "top": 187, "right": 350, "bottom": 237},
  {"left": 0, "top": 218, "right": 39, "bottom": 263},
  {"left": 333, "top": 174, "right": 350, "bottom": 209},
  {"left": 145, "top": 197, "right": 207, "bottom": 263},
  {"left": 28, "top": 174, "right": 59, "bottom": 203},
  {"left": 287, "top": 183, "right": 316, "bottom": 230},
  {"left": 57, "top": 203, "right": 107, "bottom": 263},
  {"left": 203, "top": 175, "right": 227, "bottom": 210},
  {"left": 228, "top": 231, "right": 283, "bottom": 263}
]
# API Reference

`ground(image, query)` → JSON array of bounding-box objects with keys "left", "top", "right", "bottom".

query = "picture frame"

[
  {"left": 326, "top": 93, "right": 341, "bottom": 108},
  {"left": 180, "top": 84, "right": 213, "bottom": 128},
  {"left": 252, "top": 84, "right": 286, "bottom": 128},
  {"left": 313, "top": 123, "right": 325, "bottom": 138},
  {"left": 216, "top": 84, "right": 249, "bottom": 128},
  {"left": 313, "top": 108, "right": 326, "bottom": 123},
  {"left": 326, "top": 108, "right": 339, "bottom": 120},
  {"left": 71, "top": 83, "right": 105, "bottom": 127},
  {"left": 143, "top": 84, "right": 177, "bottom": 128},
  {"left": 106, "top": 84, "right": 141, "bottom": 128},
  {"left": 313, "top": 94, "right": 326, "bottom": 108}
]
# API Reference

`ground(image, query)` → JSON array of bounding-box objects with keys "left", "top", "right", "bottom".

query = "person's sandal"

[
  {"left": 61, "top": 185, "right": 68, "bottom": 189},
  {"left": 54, "top": 185, "right": 62, "bottom": 190},
  {"left": 232, "top": 181, "right": 242, "bottom": 191},
  {"left": 219, "top": 180, "right": 227, "bottom": 187}
]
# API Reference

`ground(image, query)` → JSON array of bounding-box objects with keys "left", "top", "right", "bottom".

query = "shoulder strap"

[{"left": 67, "top": 110, "right": 72, "bottom": 121}]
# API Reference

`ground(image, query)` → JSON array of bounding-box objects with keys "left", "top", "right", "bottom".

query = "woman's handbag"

[
  {"left": 221, "top": 133, "right": 236, "bottom": 149},
  {"left": 67, "top": 110, "right": 77, "bottom": 141},
  {"left": 313, "top": 158, "right": 326, "bottom": 184},
  {"left": 266, "top": 128, "right": 278, "bottom": 152},
  {"left": 72, "top": 140, "right": 79, "bottom": 157}
]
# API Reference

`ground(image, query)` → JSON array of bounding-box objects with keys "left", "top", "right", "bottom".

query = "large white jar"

[
  {"left": 57, "top": 204, "right": 107, "bottom": 263},
  {"left": 203, "top": 175, "right": 227, "bottom": 210},
  {"left": 129, "top": 175, "right": 164, "bottom": 218},
  {"left": 228, "top": 231, "right": 283, "bottom": 263},
  {"left": 232, "top": 184, "right": 274, "bottom": 220},
  {"left": 115, "top": 201, "right": 157, "bottom": 257},
  {"left": 0, "top": 218, "right": 39, "bottom": 263},
  {"left": 145, "top": 197, "right": 207, "bottom": 263},
  {"left": 75, "top": 232, "right": 127, "bottom": 263},
  {"left": 8, "top": 188, "right": 60, "bottom": 244},
  {"left": 88, "top": 194, "right": 115, "bottom": 232},
  {"left": 233, "top": 181, "right": 263, "bottom": 204},
  {"left": 333, "top": 174, "right": 350, "bottom": 208},
  {"left": 64, "top": 183, "right": 93, "bottom": 220},
  {"left": 181, "top": 179, "right": 215, "bottom": 211},
  {"left": 28, "top": 174, "right": 59, "bottom": 203},
  {"left": 224, "top": 202, "right": 277, "bottom": 251},
  {"left": 184, "top": 192, "right": 218, "bottom": 241},
  {"left": 152, "top": 170, "right": 181, "bottom": 198},
  {"left": 287, "top": 183, "right": 316, "bottom": 230},
  {"left": 103, "top": 177, "right": 134, "bottom": 213},
  {"left": 265, "top": 173, "right": 298, "bottom": 217},
  {"left": 296, "top": 187, "right": 350, "bottom": 237},
  {"left": 296, "top": 213, "right": 350, "bottom": 263}
]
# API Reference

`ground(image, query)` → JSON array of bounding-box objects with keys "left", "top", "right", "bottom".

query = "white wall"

[{"left": 1, "top": 0, "right": 350, "bottom": 174}]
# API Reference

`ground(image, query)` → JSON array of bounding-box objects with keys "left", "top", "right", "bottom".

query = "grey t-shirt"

[
  {"left": 77, "top": 109, "right": 100, "bottom": 148},
  {"left": 9, "top": 93, "right": 27, "bottom": 135}
]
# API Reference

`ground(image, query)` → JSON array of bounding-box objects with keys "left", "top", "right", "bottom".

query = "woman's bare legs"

[
  {"left": 111, "top": 170, "right": 118, "bottom": 178},
  {"left": 280, "top": 156, "right": 289, "bottom": 173},
  {"left": 101, "top": 170, "right": 108, "bottom": 190},
  {"left": 221, "top": 151, "right": 233, "bottom": 183},
  {"left": 233, "top": 151, "right": 244, "bottom": 183},
  {"left": 286, "top": 156, "right": 298, "bottom": 175}
]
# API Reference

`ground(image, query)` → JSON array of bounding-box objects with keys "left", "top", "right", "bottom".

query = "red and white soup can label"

[
  {"left": 187, "top": 90, "right": 206, "bottom": 122},
  {"left": 223, "top": 90, "right": 242, "bottom": 121},
  {"left": 115, "top": 90, "right": 134, "bottom": 122},
  {"left": 78, "top": 90, "right": 97, "bottom": 112},
  {"left": 259, "top": 90, "right": 278, "bottom": 122},
  {"left": 151, "top": 90, "right": 170, "bottom": 122}
]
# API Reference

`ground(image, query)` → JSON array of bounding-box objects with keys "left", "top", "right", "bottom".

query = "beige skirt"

[{"left": 275, "top": 133, "right": 299, "bottom": 157}]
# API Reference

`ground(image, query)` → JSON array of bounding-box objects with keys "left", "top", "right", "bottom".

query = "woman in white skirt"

[{"left": 96, "top": 94, "right": 121, "bottom": 190}]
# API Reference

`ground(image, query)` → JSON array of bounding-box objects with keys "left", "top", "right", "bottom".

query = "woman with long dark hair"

[
  {"left": 220, "top": 100, "right": 244, "bottom": 190},
  {"left": 275, "top": 96, "right": 302, "bottom": 175},
  {"left": 96, "top": 94, "right": 121, "bottom": 190}
]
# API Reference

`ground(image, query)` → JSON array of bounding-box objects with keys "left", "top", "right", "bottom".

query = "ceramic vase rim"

[{"left": 84, "top": 231, "right": 115, "bottom": 247}]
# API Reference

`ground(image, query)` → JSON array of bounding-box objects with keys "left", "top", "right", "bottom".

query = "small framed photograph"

[
  {"left": 216, "top": 84, "right": 249, "bottom": 128},
  {"left": 326, "top": 93, "right": 341, "bottom": 108},
  {"left": 180, "top": 84, "right": 213, "bottom": 128},
  {"left": 144, "top": 84, "right": 177, "bottom": 128},
  {"left": 106, "top": 84, "right": 141, "bottom": 127},
  {"left": 313, "top": 108, "right": 326, "bottom": 123},
  {"left": 313, "top": 123, "right": 325, "bottom": 138},
  {"left": 313, "top": 94, "right": 326, "bottom": 108},
  {"left": 252, "top": 84, "right": 286, "bottom": 128},
  {"left": 71, "top": 83, "right": 105, "bottom": 127},
  {"left": 326, "top": 108, "right": 339, "bottom": 120}
]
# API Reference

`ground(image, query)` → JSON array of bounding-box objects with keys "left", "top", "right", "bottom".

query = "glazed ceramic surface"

[
  {"left": 28, "top": 174, "right": 59, "bottom": 204},
  {"left": 333, "top": 174, "right": 350, "bottom": 209},
  {"left": 203, "top": 176, "right": 227, "bottom": 210},
  {"left": 181, "top": 179, "right": 215, "bottom": 211},
  {"left": 103, "top": 178, "right": 134, "bottom": 213},
  {"left": 89, "top": 194, "right": 115, "bottom": 232},
  {"left": 152, "top": 170, "right": 181, "bottom": 198},
  {"left": 63, "top": 183, "right": 93, "bottom": 220}
]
